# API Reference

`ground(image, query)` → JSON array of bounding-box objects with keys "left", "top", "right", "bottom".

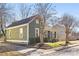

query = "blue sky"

[
  {"left": 54, "top": 3, "right": 79, "bottom": 18},
  {"left": 11, "top": 3, "right": 79, "bottom": 20},
  {"left": 54, "top": 3, "right": 79, "bottom": 32},
  {"left": 7, "top": 3, "right": 79, "bottom": 32}
]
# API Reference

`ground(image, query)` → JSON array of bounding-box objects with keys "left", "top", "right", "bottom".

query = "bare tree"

[
  {"left": 0, "top": 3, "right": 15, "bottom": 42},
  {"left": 34, "top": 3, "right": 56, "bottom": 44},
  {"left": 60, "top": 13, "right": 77, "bottom": 45},
  {"left": 19, "top": 3, "right": 32, "bottom": 19},
  {"left": 50, "top": 16, "right": 59, "bottom": 26}
]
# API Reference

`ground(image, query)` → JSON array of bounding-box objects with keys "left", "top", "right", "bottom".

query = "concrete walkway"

[{"left": 17, "top": 43, "right": 79, "bottom": 56}]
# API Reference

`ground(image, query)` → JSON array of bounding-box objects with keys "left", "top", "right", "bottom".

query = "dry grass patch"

[
  {"left": 0, "top": 51, "right": 24, "bottom": 56},
  {"left": 47, "top": 41, "right": 65, "bottom": 48}
]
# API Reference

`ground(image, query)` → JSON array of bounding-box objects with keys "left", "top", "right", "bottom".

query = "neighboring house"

[
  {"left": 69, "top": 32, "right": 79, "bottom": 40},
  {"left": 52, "top": 24, "right": 66, "bottom": 41},
  {"left": 6, "top": 15, "right": 42, "bottom": 45},
  {"left": 44, "top": 24, "right": 53, "bottom": 41},
  {"left": 43, "top": 23, "right": 66, "bottom": 41}
]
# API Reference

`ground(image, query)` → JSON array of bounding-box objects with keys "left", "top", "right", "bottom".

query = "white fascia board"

[
  {"left": 27, "top": 23, "right": 29, "bottom": 45},
  {"left": 6, "top": 23, "right": 28, "bottom": 30},
  {"left": 6, "top": 19, "right": 34, "bottom": 30}
]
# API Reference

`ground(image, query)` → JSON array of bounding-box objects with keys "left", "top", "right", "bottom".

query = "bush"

[
  {"left": 35, "top": 37, "right": 40, "bottom": 43},
  {"left": 0, "top": 34, "right": 3, "bottom": 38},
  {"left": 49, "top": 39, "right": 59, "bottom": 43},
  {"left": 44, "top": 37, "right": 49, "bottom": 42},
  {"left": 43, "top": 37, "right": 59, "bottom": 43},
  {"left": 29, "top": 38, "right": 36, "bottom": 45},
  {"left": 76, "top": 39, "right": 79, "bottom": 40},
  {"left": 29, "top": 37, "right": 40, "bottom": 45}
]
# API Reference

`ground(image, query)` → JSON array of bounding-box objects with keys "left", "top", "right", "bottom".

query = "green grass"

[{"left": 47, "top": 41, "right": 65, "bottom": 48}]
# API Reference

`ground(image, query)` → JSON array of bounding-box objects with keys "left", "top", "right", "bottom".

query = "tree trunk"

[
  {"left": 1, "top": 26, "right": 6, "bottom": 42},
  {"left": 39, "top": 24, "right": 44, "bottom": 44},
  {"left": 0, "top": 17, "right": 6, "bottom": 42},
  {"left": 39, "top": 17, "right": 44, "bottom": 44},
  {"left": 40, "top": 32, "right": 44, "bottom": 44},
  {"left": 65, "top": 33, "right": 69, "bottom": 45},
  {"left": 65, "top": 27, "right": 69, "bottom": 45}
]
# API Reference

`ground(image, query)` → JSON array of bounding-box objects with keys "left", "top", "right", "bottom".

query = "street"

[{"left": 46, "top": 45, "right": 79, "bottom": 56}]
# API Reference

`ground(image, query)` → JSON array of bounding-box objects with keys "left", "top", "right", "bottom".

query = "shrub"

[
  {"left": 35, "top": 37, "right": 40, "bottom": 43},
  {"left": 0, "top": 34, "right": 3, "bottom": 38},
  {"left": 44, "top": 37, "right": 49, "bottom": 42},
  {"left": 29, "top": 37, "right": 40, "bottom": 45},
  {"left": 29, "top": 38, "right": 36, "bottom": 45},
  {"left": 49, "top": 39, "right": 59, "bottom": 43},
  {"left": 43, "top": 37, "right": 59, "bottom": 43},
  {"left": 76, "top": 39, "right": 79, "bottom": 40}
]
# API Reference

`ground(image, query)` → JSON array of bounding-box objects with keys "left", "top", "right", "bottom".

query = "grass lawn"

[{"left": 47, "top": 41, "right": 65, "bottom": 48}]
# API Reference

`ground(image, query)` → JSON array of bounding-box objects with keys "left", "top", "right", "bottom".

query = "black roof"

[{"left": 7, "top": 15, "right": 38, "bottom": 28}]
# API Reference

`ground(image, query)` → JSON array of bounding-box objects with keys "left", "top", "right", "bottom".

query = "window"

[
  {"left": 60, "top": 31, "right": 64, "bottom": 34},
  {"left": 9, "top": 30, "right": 11, "bottom": 38},
  {"left": 19, "top": 28, "right": 23, "bottom": 39},
  {"left": 35, "top": 28, "right": 39, "bottom": 37},
  {"left": 36, "top": 19, "right": 39, "bottom": 24},
  {"left": 48, "top": 31, "right": 50, "bottom": 38},
  {"left": 54, "top": 32, "right": 56, "bottom": 39}
]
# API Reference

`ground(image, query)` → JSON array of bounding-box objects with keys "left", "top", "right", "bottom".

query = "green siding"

[
  {"left": 6, "top": 25, "right": 27, "bottom": 40},
  {"left": 29, "top": 19, "right": 39, "bottom": 38},
  {"left": 6, "top": 18, "right": 40, "bottom": 44},
  {"left": 29, "top": 19, "right": 40, "bottom": 44}
]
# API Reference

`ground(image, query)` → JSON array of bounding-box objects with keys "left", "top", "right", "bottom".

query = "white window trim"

[
  {"left": 35, "top": 28, "right": 39, "bottom": 37},
  {"left": 6, "top": 16, "right": 37, "bottom": 30},
  {"left": 9, "top": 30, "right": 11, "bottom": 38},
  {"left": 19, "top": 28, "right": 23, "bottom": 39},
  {"left": 6, "top": 24, "right": 28, "bottom": 30},
  {"left": 36, "top": 19, "right": 39, "bottom": 24},
  {"left": 27, "top": 23, "right": 29, "bottom": 44}
]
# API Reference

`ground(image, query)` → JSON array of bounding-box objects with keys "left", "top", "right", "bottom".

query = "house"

[
  {"left": 69, "top": 32, "right": 79, "bottom": 40},
  {"left": 6, "top": 15, "right": 68, "bottom": 45},
  {"left": 52, "top": 24, "right": 66, "bottom": 41},
  {"left": 44, "top": 24, "right": 53, "bottom": 41},
  {"left": 43, "top": 23, "right": 66, "bottom": 42},
  {"left": 6, "top": 15, "right": 43, "bottom": 45}
]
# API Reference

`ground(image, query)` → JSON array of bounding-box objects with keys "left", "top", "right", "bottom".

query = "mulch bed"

[{"left": 33, "top": 43, "right": 53, "bottom": 50}]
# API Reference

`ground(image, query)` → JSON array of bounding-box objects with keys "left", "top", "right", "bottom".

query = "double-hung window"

[
  {"left": 19, "top": 28, "right": 23, "bottom": 39},
  {"left": 35, "top": 28, "right": 39, "bottom": 37},
  {"left": 36, "top": 19, "right": 39, "bottom": 24}
]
